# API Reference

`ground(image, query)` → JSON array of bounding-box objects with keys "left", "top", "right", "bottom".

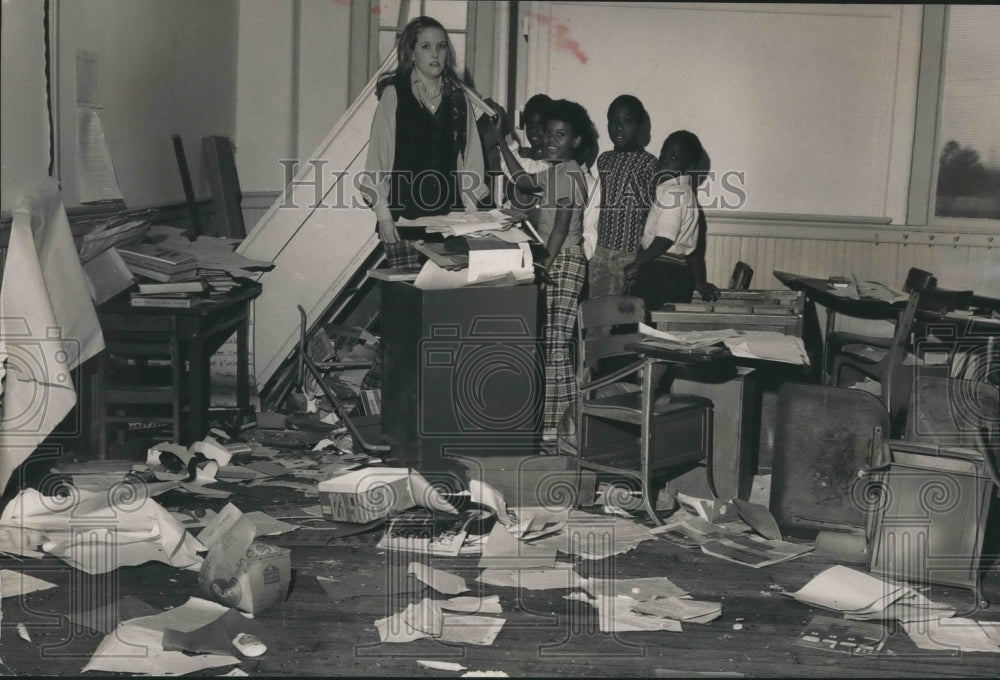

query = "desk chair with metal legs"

[{"left": 571, "top": 295, "right": 715, "bottom": 524}]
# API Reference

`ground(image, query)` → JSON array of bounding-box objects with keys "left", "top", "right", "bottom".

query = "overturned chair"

[{"left": 565, "top": 295, "right": 715, "bottom": 524}]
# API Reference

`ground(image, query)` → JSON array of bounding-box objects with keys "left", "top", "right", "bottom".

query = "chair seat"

[
  {"left": 825, "top": 331, "right": 892, "bottom": 372},
  {"left": 582, "top": 391, "right": 712, "bottom": 424}
]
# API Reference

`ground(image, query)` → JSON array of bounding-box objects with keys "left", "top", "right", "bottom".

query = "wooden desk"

[
  {"left": 90, "top": 281, "right": 261, "bottom": 455},
  {"left": 774, "top": 270, "right": 1000, "bottom": 383}
]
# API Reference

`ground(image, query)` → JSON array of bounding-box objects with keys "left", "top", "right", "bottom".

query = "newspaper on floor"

[
  {"left": 653, "top": 515, "right": 811, "bottom": 568},
  {"left": 528, "top": 510, "right": 656, "bottom": 560}
]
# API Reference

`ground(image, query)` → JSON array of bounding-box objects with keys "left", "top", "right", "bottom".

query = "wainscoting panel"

[{"left": 705, "top": 232, "right": 1000, "bottom": 340}]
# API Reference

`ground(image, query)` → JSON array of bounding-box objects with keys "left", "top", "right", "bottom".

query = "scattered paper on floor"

[
  {"left": 1, "top": 570, "right": 57, "bottom": 598},
  {"left": 1, "top": 488, "right": 204, "bottom": 574},
  {"left": 440, "top": 614, "right": 506, "bottom": 645},
  {"left": 441, "top": 595, "right": 503, "bottom": 614},
  {"left": 477, "top": 566, "right": 582, "bottom": 591},
  {"left": 408, "top": 562, "right": 468, "bottom": 595},
  {"left": 902, "top": 617, "right": 1000, "bottom": 653}
]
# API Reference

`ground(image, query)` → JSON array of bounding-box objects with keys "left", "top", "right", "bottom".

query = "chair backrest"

[
  {"left": 576, "top": 295, "right": 646, "bottom": 379},
  {"left": 728, "top": 261, "right": 754, "bottom": 290},
  {"left": 903, "top": 267, "right": 936, "bottom": 293}
]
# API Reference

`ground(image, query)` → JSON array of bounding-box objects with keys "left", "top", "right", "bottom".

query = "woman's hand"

[
  {"left": 695, "top": 281, "right": 721, "bottom": 302},
  {"left": 378, "top": 218, "right": 399, "bottom": 245}
]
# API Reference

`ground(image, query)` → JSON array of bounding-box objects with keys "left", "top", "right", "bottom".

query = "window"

[
  {"left": 933, "top": 6, "right": 1000, "bottom": 221},
  {"left": 910, "top": 5, "right": 1000, "bottom": 227},
  {"left": 375, "top": 0, "right": 473, "bottom": 78}
]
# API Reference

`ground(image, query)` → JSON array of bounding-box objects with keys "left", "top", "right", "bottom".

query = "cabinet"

[{"left": 380, "top": 282, "right": 542, "bottom": 470}]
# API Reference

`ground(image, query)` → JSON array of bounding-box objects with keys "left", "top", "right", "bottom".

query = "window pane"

[
  {"left": 450, "top": 33, "right": 466, "bottom": 78},
  {"left": 424, "top": 0, "right": 468, "bottom": 31},
  {"left": 379, "top": 30, "right": 398, "bottom": 66},
  {"left": 935, "top": 6, "right": 1000, "bottom": 219},
  {"left": 378, "top": 0, "right": 401, "bottom": 29}
]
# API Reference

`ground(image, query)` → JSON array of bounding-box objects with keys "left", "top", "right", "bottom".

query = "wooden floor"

[
  {"left": 2, "top": 434, "right": 999, "bottom": 677},
  {"left": 4, "top": 508, "right": 999, "bottom": 676}
]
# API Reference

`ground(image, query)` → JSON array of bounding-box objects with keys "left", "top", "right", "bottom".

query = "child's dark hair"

[
  {"left": 523, "top": 94, "right": 553, "bottom": 122},
  {"left": 376, "top": 16, "right": 460, "bottom": 97},
  {"left": 545, "top": 99, "right": 600, "bottom": 168},
  {"left": 662, "top": 130, "right": 705, "bottom": 184},
  {"left": 607, "top": 94, "right": 650, "bottom": 128}
]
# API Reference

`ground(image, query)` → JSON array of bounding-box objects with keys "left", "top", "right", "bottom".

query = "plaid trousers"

[{"left": 543, "top": 246, "right": 587, "bottom": 431}]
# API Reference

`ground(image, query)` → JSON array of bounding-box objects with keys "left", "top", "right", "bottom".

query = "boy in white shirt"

[{"left": 625, "top": 130, "right": 719, "bottom": 310}]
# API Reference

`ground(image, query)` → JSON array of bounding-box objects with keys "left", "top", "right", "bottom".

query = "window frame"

[{"left": 907, "top": 5, "right": 1000, "bottom": 231}]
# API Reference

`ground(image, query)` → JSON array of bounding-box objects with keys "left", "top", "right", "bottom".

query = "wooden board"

[{"left": 236, "top": 53, "right": 397, "bottom": 389}]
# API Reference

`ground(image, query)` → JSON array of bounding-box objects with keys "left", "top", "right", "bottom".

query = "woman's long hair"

[
  {"left": 375, "top": 16, "right": 468, "bottom": 158},
  {"left": 376, "top": 16, "right": 461, "bottom": 97},
  {"left": 545, "top": 99, "right": 600, "bottom": 169}
]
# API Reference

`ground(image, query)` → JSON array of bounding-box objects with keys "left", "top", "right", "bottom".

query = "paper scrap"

[
  {"left": 789, "top": 566, "right": 905, "bottom": 614},
  {"left": 630, "top": 597, "right": 722, "bottom": 623},
  {"left": 477, "top": 566, "right": 582, "bottom": 591},
  {"left": 585, "top": 576, "right": 688, "bottom": 601},
  {"left": 440, "top": 614, "right": 506, "bottom": 646},
  {"left": 1, "top": 570, "right": 57, "bottom": 598},
  {"left": 408, "top": 562, "right": 468, "bottom": 595},
  {"left": 902, "top": 617, "right": 1000, "bottom": 653},
  {"left": 418, "top": 660, "right": 467, "bottom": 672},
  {"left": 441, "top": 595, "right": 503, "bottom": 614},
  {"left": 83, "top": 623, "right": 239, "bottom": 675},
  {"left": 1, "top": 489, "right": 204, "bottom": 574},
  {"left": 478, "top": 522, "right": 556, "bottom": 569}
]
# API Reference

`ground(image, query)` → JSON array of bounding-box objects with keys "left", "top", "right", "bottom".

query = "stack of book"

[
  {"left": 116, "top": 243, "right": 199, "bottom": 283},
  {"left": 129, "top": 280, "right": 208, "bottom": 308}
]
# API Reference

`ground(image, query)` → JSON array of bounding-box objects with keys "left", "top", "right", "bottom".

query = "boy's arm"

[{"left": 685, "top": 208, "right": 720, "bottom": 301}]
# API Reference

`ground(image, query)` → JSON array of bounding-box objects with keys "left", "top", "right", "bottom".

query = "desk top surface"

[
  {"left": 774, "top": 270, "right": 1000, "bottom": 332},
  {"left": 98, "top": 280, "right": 262, "bottom": 321}
]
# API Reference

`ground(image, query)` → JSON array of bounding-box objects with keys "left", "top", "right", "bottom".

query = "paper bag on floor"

[{"left": 197, "top": 515, "right": 290, "bottom": 614}]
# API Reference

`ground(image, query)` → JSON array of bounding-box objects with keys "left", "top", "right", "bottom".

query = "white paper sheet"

[
  {"left": 0, "top": 570, "right": 57, "bottom": 598},
  {"left": 0, "top": 180, "right": 105, "bottom": 496},
  {"left": 1, "top": 488, "right": 203, "bottom": 574}
]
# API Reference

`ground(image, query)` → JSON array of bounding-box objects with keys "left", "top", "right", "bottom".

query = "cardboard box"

[
  {"left": 198, "top": 516, "right": 290, "bottom": 614},
  {"left": 318, "top": 467, "right": 453, "bottom": 523}
]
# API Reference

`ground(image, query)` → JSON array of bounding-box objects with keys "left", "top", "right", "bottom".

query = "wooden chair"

[
  {"left": 572, "top": 295, "right": 714, "bottom": 524},
  {"left": 824, "top": 267, "right": 937, "bottom": 376},
  {"left": 831, "top": 291, "right": 921, "bottom": 434},
  {"left": 728, "top": 261, "right": 754, "bottom": 290}
]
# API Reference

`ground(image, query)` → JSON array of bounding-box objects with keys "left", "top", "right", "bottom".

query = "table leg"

[
  {"left": 236, "top": 317, "right": 249, "bottom": 410},
  {"left": 187, "top": 339, "right": 209, "bottom": 444},
  {"left": 823, "top": 307, "right": 837, "bottom": 384}
]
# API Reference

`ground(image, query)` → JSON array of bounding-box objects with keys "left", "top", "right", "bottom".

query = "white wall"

[
  {"left": 1, "top": 0, "right": 51, "bottom": 212},
  {"left": 53, "top": 0, "right": 239, "bottom": 207},
  {"left": 521, "top": 2, "right": 920, "bottom": 223},
  {"left": 236, "top": 0, "right": 352, "bottom": 194}
]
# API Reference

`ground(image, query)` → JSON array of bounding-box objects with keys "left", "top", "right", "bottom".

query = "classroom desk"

[
  {"left": 774, "top": 270, "right": 1000, "bottom": 383},
  {"left": 90, "top": 281, "right": 262, "bottom": 455}
]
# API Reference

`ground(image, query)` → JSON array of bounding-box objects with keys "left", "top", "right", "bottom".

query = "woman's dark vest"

[{"left": 389, "top": 74, "right": 465, "bottom": 220}]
